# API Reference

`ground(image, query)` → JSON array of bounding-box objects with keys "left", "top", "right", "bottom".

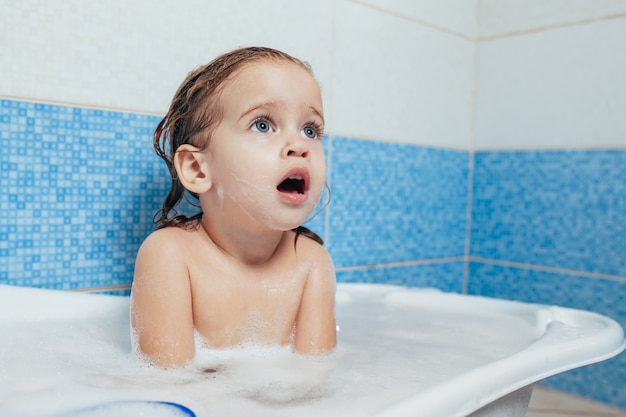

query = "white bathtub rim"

[
  {"left": 1, "top": 283, "right": 624, "bottom": 417},
  {"left": 334, "top": 283, "right": 625, "bottom": 417},
  {"left": 0, "top": 284, "right": 129, "bottom": 322},
  {"left": 356, "top": 285, "right": 626, "bottom": 417},
  {"left": 374, "top": 332, "right": 625, "bottom": 417}
]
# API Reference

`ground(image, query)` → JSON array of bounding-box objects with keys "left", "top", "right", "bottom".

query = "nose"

[{"left": 282, "top": 134, "right": 309, "bottom": 159}]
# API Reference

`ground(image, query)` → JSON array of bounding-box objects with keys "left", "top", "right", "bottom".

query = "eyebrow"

[
  {"left": 309, "top": 106, "right": 325, "bottom": 124},
  {"left": 239, "top": 101, "right": 324, "bottom": 124},
  {"left": 239, "top": 100, "right": 280, "bottom": 121}
]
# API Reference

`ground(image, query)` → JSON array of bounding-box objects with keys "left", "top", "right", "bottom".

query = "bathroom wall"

[
  {"left": 470, "top": 2, "right": 626, "bottom": 407},
  {"left": 1, "top": 0, "right": 624, "bottom": 409},
  {"left": 0, "top": 0, "right": 474, "bottom": 294}
]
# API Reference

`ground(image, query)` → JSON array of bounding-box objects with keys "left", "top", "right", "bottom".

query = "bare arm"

[
  {"left": 130, "top": 229, "right": 195, "bottom": 368},
  {"left": 293, "top": 241, "right": 337, "bottom": 354}
]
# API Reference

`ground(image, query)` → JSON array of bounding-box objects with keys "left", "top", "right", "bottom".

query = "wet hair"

[{"left": 152, "top": 46, "right": 324, "bottom": 245}]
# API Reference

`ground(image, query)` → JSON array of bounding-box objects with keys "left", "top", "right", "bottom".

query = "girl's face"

[{"left": 203, "top": 61, "right": 326, "bottom": 233}]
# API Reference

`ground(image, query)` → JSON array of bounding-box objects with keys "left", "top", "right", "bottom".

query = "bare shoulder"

[
  {"left": 139, "top": 226, "right": 194, "bottom": 250},
  {"left": 132, "top": 226, "right": 197, "bottom": 367},
  {"left": 294, "top": 231, "right": 334, "bottom": 269},
  {"left": 136, "top": 226, "right": 198, "bottom": 262},
  {"left": 292, "top": 231, "right": 337, "bottom": 353},
  {"left": 133, "top": 226, "right": 200, "bottom": 288},
  {"left": 293, "top": 232, "right": 335, "bottom": 290}
]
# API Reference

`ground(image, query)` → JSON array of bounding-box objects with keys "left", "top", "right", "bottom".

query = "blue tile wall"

[
  {"left": 468, "top": 262, "right": 625, "bottom": 338},
  {"left": 0, "top": 99, "right": 336, "bottom": 290},
  {"left": 468, "top": 262, "right": 626, "bottom": 408},
  {"left": 471, "top": 150, "right": 626, "bottom": 277},
  {"left": 470, "top": 150, "right": 626, "bottom": 409},
  {"left": 0, "top": 99, "right": 165, "bottom": 289},
  {"left": 327, "top": 137, "right": 468, "bottom": 268}
]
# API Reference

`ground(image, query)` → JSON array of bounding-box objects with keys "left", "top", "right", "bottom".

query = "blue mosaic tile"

[
  {"left": 471, "top": 150, "right": 626, "bottom": 277},
  {"left": 300, "top": 193, "right": 328, "bottom": 243},
  {"left": 0, "top": 99, "right": 166, "bottom": 290},
  {"left": 327, "top": 137, "right": 468, "bottom": 268},
  {"left": 299, "top": 135, "right": 331, "bottom": 242},
  {"left": 468, "top": 261, "right": 626, "bottom": 409},
  {"left": 336, "top": 261, "right": 465, "bottom": 293}
]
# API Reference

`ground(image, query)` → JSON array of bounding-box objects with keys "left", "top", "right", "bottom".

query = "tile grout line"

[
  {"left": 335, "top": 256, "right": 626, "bottom": 284},
  {"left": 470, "top": 256, "right": 626, "bottom": 283},
  {"left": 347, "top": 0, "right": 626, "bottom": 44},
  {"left": 0, "top": 94, "right": 163, "bottom": 117},
  {"left": 479, "top": 13, "right": 626, "bottom": 42},
  {"left": 462, "top": 9, "right": 480, "bottom": 294},
  {"left": 71, "top": 284, "right": 131, "bottom": 293},
  {"left": 527, "top": 408, "right": 622, "bottom": 417},
  {"left": 347, "top": 0, "right": 474, "bottom": 41},
  {"left": 336, "top": 257, "right": 465, "bottom": 272}
]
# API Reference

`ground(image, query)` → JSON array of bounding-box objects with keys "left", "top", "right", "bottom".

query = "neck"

[{"left": 200, "top": 215, "right": 287, "bottom": 265}]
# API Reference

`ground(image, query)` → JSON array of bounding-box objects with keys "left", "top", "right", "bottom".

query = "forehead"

[
  {"left": 231, "top": 58, "right": 315, "bottom": 83},
  {"left": 220, "top": 60, "right": 322, "bottom": 107}
]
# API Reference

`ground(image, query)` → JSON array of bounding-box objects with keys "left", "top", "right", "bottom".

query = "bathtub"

[{"left": 0, "top": 283, "right": 623, "bottom": 417}]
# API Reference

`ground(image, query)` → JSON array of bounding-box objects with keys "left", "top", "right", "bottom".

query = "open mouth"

[
  {"left": 277, "top": 176, "right": 306, "bottom": 194},
  {"left": 276, "top": 169, "right": 310, "bottom": 201}
]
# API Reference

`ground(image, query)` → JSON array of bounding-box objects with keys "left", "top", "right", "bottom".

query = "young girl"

[{"left": 130, "top": 47, "right": 337, "bottom": 368}]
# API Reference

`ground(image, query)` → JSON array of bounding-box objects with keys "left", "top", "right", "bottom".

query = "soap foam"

[{"left": 0, "top": 287, "right": 538, "bottom": 417}]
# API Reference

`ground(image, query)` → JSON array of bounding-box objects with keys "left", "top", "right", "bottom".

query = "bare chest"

[{"left": 187, "top": 259, "right": 310, "bottom": 348}]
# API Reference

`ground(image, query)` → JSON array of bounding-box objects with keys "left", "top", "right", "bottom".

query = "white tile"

[
  {"left": 479, "top": 0, "right": 626, "bottom": 39},
  {"left": 475, "top": 17, "right": 626, "bottom": 150},
  {"left": 528, "top": 386, "right": 626, "bottom": 416},
  {"left": 0, "top": 0, "right": 334, "bottom": 115},
  {"left": 331, "top": 1, "right": 475, "bottom": 148},
  {"left": 353, "top": 0, "right": 478, "bottom": 38}
]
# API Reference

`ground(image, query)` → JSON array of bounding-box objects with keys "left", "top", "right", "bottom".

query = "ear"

[{"left": 174, "top": 144, "right": 213, "bottom": 194}]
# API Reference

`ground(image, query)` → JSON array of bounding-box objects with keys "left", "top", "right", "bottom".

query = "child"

[{"left": 130, "top": 46, "right": 337, "bottom": 368}]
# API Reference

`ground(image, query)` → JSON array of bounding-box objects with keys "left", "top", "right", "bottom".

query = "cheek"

[
  {"left": 219, "top": 157, "right": 274, "bottom": 197},
  {"left": 308, "top": 160, "right": 326, "bottom": 203},
  {"left": 212, "top": 149, "right": 258, "bottom": 184},
  {"left": 313, "top": 151, "right": 327, "bottom": 184}
]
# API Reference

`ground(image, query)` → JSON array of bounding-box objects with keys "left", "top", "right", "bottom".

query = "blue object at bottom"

[{"left": 57, "top": 400, "right": 196, "bottom": 417}]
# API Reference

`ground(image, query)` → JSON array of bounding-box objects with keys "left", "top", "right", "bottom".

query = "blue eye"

[
  {"left": 302, "top": 126, "right": 318, "bottom": 139},
  {"left": 252, "top": 118, "right": 272, "bottom": 133}
]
